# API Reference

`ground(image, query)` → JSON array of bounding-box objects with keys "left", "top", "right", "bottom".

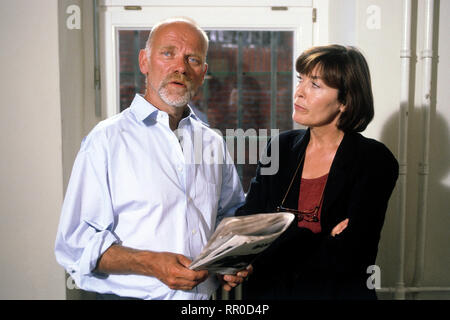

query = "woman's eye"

[{"left": 312, "top": 82, "right": 320, "bottom": 88}]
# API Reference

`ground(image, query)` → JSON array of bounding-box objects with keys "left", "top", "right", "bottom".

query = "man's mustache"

[{"left": 162, "top": 74, "right": 192, "bottom": 87}]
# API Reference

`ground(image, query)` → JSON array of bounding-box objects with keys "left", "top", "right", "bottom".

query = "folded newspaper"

[{"left": 189, "top": 212, "right": 295, "bottom": 274}]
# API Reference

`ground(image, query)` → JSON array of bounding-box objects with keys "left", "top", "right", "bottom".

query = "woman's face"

[{"left": 292, "top": 67, "right": 345, "bottom": 129}]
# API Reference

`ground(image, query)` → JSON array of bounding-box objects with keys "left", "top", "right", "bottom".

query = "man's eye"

[
  {"left": 188, "top": 57, "right": 200, "bottom": 64},
  {"left": 312, "top": 82, "right": 320, "bottom": 88},
  {"left": 162, "top": 51, "right": 172, "bottom": 57}
]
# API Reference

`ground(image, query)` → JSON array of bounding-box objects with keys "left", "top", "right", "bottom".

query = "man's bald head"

[{"left": 145, "top": 17, "right": 209, "bottom": 57}]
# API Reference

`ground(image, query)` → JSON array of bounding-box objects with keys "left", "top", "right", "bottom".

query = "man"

[{"left": 55, "top": 17, "right": 248, "bottom": 300}]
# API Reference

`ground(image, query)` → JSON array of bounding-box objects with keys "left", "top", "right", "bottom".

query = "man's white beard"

[{"left": 159, "top": 85, "right": 193, "bottom": 108}]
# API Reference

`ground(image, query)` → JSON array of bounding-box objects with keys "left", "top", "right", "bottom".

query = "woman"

[{"left": 236, "top": 45, "right": 399, "bottom": 300}]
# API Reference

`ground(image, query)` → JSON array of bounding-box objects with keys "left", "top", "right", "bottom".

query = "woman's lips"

[{"left": 294, "top": 104, "right": 307, "bottom": 112}]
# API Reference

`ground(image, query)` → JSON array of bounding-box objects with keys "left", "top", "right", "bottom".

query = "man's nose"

[{"left": 173, "top": 56, "right": 187, "bottom": 74}]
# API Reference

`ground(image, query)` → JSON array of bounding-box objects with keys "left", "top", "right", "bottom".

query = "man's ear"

[
  {"left": 201, "top": 63, "right": 208, "bottom": 83},
  {"left": 138, "top": 49, "right": 149, "bottom": 75}
]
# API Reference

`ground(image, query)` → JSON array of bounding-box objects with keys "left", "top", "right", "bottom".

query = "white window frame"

[{"left": 99, "top": 0, "right": 329, "bottom": 117}]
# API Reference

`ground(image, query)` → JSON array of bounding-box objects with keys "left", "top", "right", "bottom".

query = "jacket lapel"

[
  {"left": 282, "top": 130, "right": 309, "bottom": 209},
  {"left": 321, "top": 132, "right": 358, "bottom": 218}
]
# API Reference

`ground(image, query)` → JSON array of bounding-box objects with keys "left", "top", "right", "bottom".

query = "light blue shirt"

[{"left": 55, "top": 94, "right": 245, "bottom": 300}]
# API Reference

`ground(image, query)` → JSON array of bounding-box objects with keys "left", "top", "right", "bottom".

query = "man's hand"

[
  {"left": 96, "top": 245, "right": 208, "bottom": 291},
  {"left": 150, "top": 252, "right": 209, "bottom": 291},
  {"left": 218, "top": 264, "right": 253, "bottom": 292}
]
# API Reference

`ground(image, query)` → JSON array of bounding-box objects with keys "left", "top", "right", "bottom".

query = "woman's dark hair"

[{"left": 295, "top": 44, "right": 374, "bottom": 132}]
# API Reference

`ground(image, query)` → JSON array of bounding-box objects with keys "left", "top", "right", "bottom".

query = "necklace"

[{"left": 277, "top": 151, "right": 329, "bottom": 222}]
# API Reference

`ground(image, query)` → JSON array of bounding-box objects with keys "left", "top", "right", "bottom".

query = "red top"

[{"left": 297, "top": 173, "right": 328, "bottom": 233}]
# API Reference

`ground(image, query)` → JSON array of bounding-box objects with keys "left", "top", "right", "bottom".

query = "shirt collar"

[
  {"left": 129, "top": 94, "right": 159, "bottom": 121},
  {"left": 184, "top": 105, "right": 201, "bottom": 121},
  {"left": 129, "top": 94, "right": 200, "bottom": 123}
]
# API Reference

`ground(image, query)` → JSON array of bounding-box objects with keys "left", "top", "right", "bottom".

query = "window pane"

[{"left": 119, "top": 30, "right": 149, "bottom": 111}]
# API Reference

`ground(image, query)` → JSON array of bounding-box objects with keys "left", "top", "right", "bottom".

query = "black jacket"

[{"left": 236, "top": 129, "right": 399, "bottom": 300}]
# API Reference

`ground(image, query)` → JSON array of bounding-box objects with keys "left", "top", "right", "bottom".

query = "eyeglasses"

[
  {"left": 277, "top": 151, "right": 327, "bottom": 224},
  {"left": 276, "top": 205, "right": 319, "bottom": 222}
]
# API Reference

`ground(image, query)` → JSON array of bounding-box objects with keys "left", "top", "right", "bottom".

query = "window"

[{"left": 100, "top": 1, "right": 316, "bottom": 191}]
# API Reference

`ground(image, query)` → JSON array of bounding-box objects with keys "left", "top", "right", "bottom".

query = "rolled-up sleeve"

[{"left": 55, "top": 131, "right": 119, "bottom": 288}]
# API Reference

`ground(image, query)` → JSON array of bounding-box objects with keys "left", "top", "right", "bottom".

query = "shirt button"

[
  {"left": 192, "top": 229, "right": 197, "bottom": 235},
  {"left": 177, "top": 166, "right": 183, "bottom": 172}
]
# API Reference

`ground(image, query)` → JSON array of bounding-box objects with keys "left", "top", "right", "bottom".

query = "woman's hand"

[
  {"left": 218, "top": 264, "right": 253, "bottom": 291},
  {"left": 331, "top": 218, "right": 349, "bottom": 237}
]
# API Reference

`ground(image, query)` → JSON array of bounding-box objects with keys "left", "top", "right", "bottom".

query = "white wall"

[
  {"left": 328, "top": 0, "right": 357, "bottom": 45},
  {"left": 352, "top": 0, "right": 404, "bottom": 293},
  {"left": 58, "top": 0, "right": 100, "bottom": 300},
  {"left": 0, "top": 0, "right": 65, "bottom": 299},
  {"left": 327, "top": 0, "right": 450, "bottom": 299},
  {"left": 417, "top": 0, "right": 450, "bottom": 297}
]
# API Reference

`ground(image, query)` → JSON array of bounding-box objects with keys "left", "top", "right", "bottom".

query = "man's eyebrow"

[
  {"left": 158, "top": 45, "right": 175, "bottom": 50},
  {"left": 158, "top": 45, "right": 203, "bottom": 57},
  {"left": 188, "top": 53, "right": 203, "bottom": 59}
]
